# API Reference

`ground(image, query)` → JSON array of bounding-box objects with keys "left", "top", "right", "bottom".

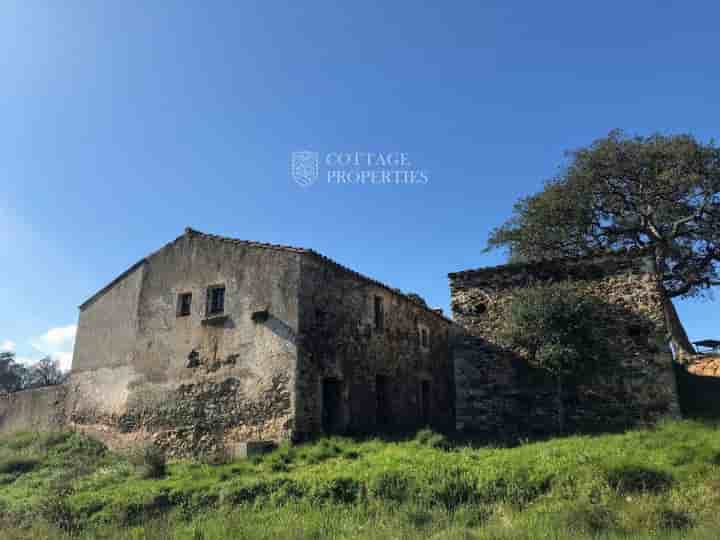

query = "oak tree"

[{"left": 488, "top": 131, "right": 720, "bottom": 359}]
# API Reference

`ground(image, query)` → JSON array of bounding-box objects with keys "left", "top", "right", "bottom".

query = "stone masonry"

[
  {"left": 0, "top": 232, "right": 687, "bottom": 454},
  {"left": 449, "top": 250, "right": 681, "bottom": 438},
  {"left": 0, "top": 229, "right": 453, "bottom": 456}
]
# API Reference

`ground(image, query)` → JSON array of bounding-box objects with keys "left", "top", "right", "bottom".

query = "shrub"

[
  {"left": 563, "top": 502, "right": 618, "bottom": 534},
  {"left": 0, "top": 456, "right": 40, "bottom": 475},
  {"left": 268, "top": 479, "right": 308, "bottom": 505},
  {"left": 415, "top": 428, "right": 450, "bottom": 450},
  {"left": 369, "top": 470, "right": 411, "bottom": 502},
  {"left": 300, "top": 439, "right": 344, "bottom": 464},
  {"left": 220, "top": 478, "right": 297, "bottom": 505},
  {"left": 476, "top": 469, "right": 551, "bottom": 507},
  {"left": 36, "top": 431, "right": 72, "bottom": 451},
  {"left": 622, "top": 502, "right": 694, "bottom": 532},
  {"left": 310, "top": 477, "right": 363, "bottom": 504},
  {"left": 265, "top": 443, "right": 295, "bottom": 472},
  {"left": 54, "top": 432, "right": 107, "bottom": 459},
  {"left": 131, "top": 444, "right": 167, "bottom": 479},
  {"left": 2, "top": 432, "right": 38, "bottom": 451},
  {"left": 111, "top": 492, "right": 171, "bottom": 527},
  {"left": 37, "top": 479, "right": 80, "bottom": 534},
  {"left": 427, "top": 467, "right": 476, "bottom": 511},
  {"left": 606, "top": 465, "right": 673, "bottom": 494}
]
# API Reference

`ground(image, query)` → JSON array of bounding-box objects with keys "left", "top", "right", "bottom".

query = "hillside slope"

[{"left": 2, "top": 421, "right": 720, "bottom": 539}]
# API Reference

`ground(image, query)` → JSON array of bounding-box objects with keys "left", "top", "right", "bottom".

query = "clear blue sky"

[{"left": 1, "top": 1, "right": 718, "bottom": 367}]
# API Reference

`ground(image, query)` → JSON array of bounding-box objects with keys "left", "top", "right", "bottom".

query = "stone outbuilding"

[
  {"left": 449, "top": 250, "right": 681, "bottom": 438},
  {"left": 63, "top": 228, "right": 454, "bottom": 455}
]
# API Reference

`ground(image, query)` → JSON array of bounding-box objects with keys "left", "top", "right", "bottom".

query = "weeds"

[{"left": 2, "top": 420, "right": 720, "bottom": 539}]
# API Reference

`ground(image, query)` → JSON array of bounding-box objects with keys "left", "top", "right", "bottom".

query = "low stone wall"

[{"left": 0, "top": 386, "right": 67, "bottom": 436}]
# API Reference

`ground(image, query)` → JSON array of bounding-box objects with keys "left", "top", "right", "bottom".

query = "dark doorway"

[
  {"left": 376, "top": 375, "right": 391, "bottom": 427},
  {"left": 420, "top": 380, "right": 431, "bottom": 426},
  {"left": 322, "top": 379, "right": 343, "bottom": 434}
]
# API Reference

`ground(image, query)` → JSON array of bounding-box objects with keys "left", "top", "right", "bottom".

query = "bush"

[
  {"left": 0, "top": 457, "right": 40, "bottom": 475},
  {"left": 606, "top": 466, "right": 673, "bottom": 494},
  {"left": 220, "top": 478, "right": 297, "bottom": 505},
  {"left": 476, "top": 469, "right": 551, "bottom": 507},
  {"left": 300, "top": 439, "right": 344, "bottom": 464},
  {"left": 54, "top": 432, "right": 107, "bottom": 459},
  {"left": 415, "top": 428, "right": 450, "bottom": 450},
  {"left": 622, "top": 502, "right": 694, "bottom": 532},
  {"left": 265, "top": 443, "right": 295, "bottom": 472},
  {"left": 36, "top": 431, "right": 72, "bottom": 451},
  {"left": 563, "top": 502, "right": 618, "bottom": 534},
  {"left": 131, "top": 444, "right": 167, "bottom": 479},
  {"left": 427, "top": 467, "right": 476, "bottom": 511},
  {"left": 369, "top": 470, "right": 411, "bottom": 502},
  {"left": 310, "top": 477, "right": 363, "bottom": 504},
  {"left": 37, "top": 479, "right": 80, "bottom": 534}
]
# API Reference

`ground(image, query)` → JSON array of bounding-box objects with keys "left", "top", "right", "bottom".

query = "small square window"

[
  {"left": 177, "top": 293, "right": 192, "bottom": 317},
  {"left": 207, "top": 285, "right": 225, "bottom": 315}
]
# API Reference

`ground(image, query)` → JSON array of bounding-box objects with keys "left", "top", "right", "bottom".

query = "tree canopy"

[
  {"left": 488, "top": 130, "right": 720, "bottom": 356},
  {"left": 0, "top": 352, "right": 68, "bottom": 393},
  {"left": 503, "top": 284, "right": 608, "bottom": 432}
]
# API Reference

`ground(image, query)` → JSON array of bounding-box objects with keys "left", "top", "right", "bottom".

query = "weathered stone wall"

[
  {"left": 66, "top": 231, "right": 300, "bottom": 456},
  {"left": 73, "top": 262, "right": 144, "bottom": 372},
  {"left": 450, "top": 252, "right": 680, "bottom": 438},
  {"left": 0, "top": 386, "right": 67, "bottom": 435},
  {"left": 295, "top": 254, "right": 455, "bottom": 438}
]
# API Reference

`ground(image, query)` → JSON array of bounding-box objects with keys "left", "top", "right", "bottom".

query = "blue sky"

[{"left": 1, "top": 1, "right": 718, "bottom": 367}]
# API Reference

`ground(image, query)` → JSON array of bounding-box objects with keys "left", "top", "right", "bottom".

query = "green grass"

[{"left": 2, "top": 420, "right": 720, "bottom": 538}]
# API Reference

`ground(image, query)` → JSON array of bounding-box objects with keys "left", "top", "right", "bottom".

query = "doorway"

[
  {"left": 376, "top": 375, "right": 391, "bottom": 428},
  {"left": 322, "top": 379, "right": 343, "bottom": 434},
  {"left": 420, "top": 380, "right": 431, "bottom": 426}
]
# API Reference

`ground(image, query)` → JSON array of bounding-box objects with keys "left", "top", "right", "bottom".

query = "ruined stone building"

[
  {"left": 54, "top": 229, "right": 452, "bottom": 454},
  {"left": 0, "top": 232, "right": 688, "bottom": 454},
  {"left": 450, "top": 251, "right": 681, "bottom": 437}
]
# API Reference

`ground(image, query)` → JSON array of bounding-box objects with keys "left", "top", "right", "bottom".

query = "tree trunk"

[
  {"left": 660, "top": 292, "right": 695, "bottom": 362},
  {"left": 556, "top": 376, "right": 565, "bottom": 434},
  {"left": 652, "top": 246, "right": 696, "bottom": 362}
]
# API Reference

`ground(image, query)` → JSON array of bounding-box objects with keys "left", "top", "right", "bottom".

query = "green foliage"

[
  {"left": 414, "top": 428, "right": 450, "bottom": 450},
  {"left": 0, "top": 456, "right": 40, "bottom": 475},
  {"left": 487, "top": 130, "right": 720, "bottom": 302},
  {"left": 504, "top": 283, "right": 608, "bottom": 378},
  {"left": 130, "top": 444, "right": 167, "bottom": 479},
  {"left": 369, "top": 470, "right": 411, "bottom": 502},
  {"left": 3, "top": 421, "right": 720, "bottom": 538},
  {"left": 37, "top": 478, "right": 80, "bottom": 534},
  {"left": 606, "top": 465, "right": 673, "bottom": 494},
  {"left": 0, "top": 351, "right": 29, "bottom": 393}
]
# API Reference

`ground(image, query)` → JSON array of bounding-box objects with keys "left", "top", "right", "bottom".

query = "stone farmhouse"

[
  {"left": 68, "top": 228, "right": 452, "bottom": 454},
  {"left": 0, "top": 229, "right": 684, "bottom": 455}
]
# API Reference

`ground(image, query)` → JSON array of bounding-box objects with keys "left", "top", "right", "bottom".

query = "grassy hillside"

[{"left": 2, "top": 421, "right": 720, "bottom": 539}]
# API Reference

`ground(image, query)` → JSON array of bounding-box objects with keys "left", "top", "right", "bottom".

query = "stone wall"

[
  {"left": 449, "top": 252, "right": 680, "bottom": 438},
  {"left": 0, "top": 386, "right": 67, "bottom": 435},
  {"left": 295, "top": 254, "right": 455, "bottom": 438},
  {"left": 4, "top": 230, "right": 456, "bottom": 454},
  {"left": 66, "top": 230, "right": 301, "bottom": 456}
]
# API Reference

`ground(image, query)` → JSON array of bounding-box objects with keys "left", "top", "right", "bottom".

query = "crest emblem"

[{"left": 291, "top": 151, "right": 319, "bottom": 187}]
